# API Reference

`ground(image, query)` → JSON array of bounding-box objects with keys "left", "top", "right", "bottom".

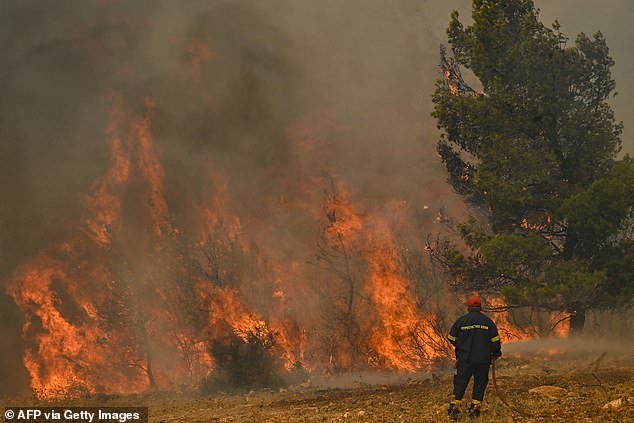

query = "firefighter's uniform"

[{"left": 447, "top": 308, "right": 502, "bottom": 414}]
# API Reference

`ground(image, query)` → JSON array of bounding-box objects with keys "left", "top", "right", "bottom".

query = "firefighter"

[{"left": 446, "top": 295, "right": 501, "bottom": 419}]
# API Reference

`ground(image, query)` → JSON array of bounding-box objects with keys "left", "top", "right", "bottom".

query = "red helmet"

[{"left": 467, "top": 295, "right": 481, "bottom": 308}]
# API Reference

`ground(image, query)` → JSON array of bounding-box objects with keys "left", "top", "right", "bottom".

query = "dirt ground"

[{"left": 3, "top": 345, "right": 634, "bottom": 422}]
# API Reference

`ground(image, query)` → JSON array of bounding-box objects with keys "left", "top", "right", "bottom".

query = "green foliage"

[
  {"left": 480, "top": 233, "right": 551, "bottom": 278},
  {"left": 432, "top": 0, "right": 633, "bottom": 316},
  {"left": 562, "top": 157, "right": 634, "bottom": 256},
  {"left": 476, "top": 136, "right": 560, "bottom": 230},
  {"left": 503, "top": 260, "right": 606, "bottom": 310},
  {"left": 458, "top": 217, "right": 492, "bottom": 249},
  {"left": 596, "top": 241, "right": 634, "bottom": 307}
]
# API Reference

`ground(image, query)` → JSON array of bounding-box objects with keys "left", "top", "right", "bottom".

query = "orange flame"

[
  {"left": 7, "top": 246, "right": 148, "bottom": 399},
  {"left": 8, "top": 99, "right": 214, "bottom": 398},
  {"left": 8, "top": 100, "right": 570, "bottom": 400},
  {"left": 487, "top": 298, "right": 570, "bottom": 342},
  {"left": 185, "top": 40, "right": 213, "bottom": 79},
  {"left": 366, "top": 244, "right": 423, "bottom": 371},
  {"left": 83, "top": 103, "right": 131, "bottom": 245}
]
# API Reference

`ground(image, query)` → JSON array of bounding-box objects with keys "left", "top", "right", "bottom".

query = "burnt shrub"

[{"left": 200, "top": 322, "right": 285, "bottom": 393}]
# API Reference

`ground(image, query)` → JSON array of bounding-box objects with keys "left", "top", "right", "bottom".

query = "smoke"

[
  {"left": 503, "top": 336, "right": 634, "bottom": 357},
  {"left": 0, "top": 0, "right": 631, "bottom": 395}
]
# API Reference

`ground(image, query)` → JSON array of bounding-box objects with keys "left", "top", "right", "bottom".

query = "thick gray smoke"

[{"left": 0, "top": 0, "right": 631, "bottom": 395}]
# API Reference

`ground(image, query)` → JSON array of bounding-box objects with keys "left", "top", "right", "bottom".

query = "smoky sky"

[{"left": 0, "top": 0, "right": 632, "bottom": 395}]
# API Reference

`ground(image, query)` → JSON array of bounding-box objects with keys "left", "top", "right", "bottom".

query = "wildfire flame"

[
  {"left": 5, "top": 48, "right": 568, "bottom": 399},
  {"left": 7, "top": 99, "right": 570, "bottom": 399},
  {"left": 486, "top": 298, "right": 570, "bottom": 342},
  {"left": 7, "top": 99, "right": 212, "bottom": 398}
]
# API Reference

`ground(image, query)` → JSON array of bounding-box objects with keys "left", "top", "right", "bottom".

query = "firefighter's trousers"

[{"left": 453, "top": 360, "right": 490, "bottom": 402}]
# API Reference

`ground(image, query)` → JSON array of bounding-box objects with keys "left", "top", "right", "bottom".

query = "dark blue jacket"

[{"left": 447, "top": 310, "right": 502, "bottom": 363}]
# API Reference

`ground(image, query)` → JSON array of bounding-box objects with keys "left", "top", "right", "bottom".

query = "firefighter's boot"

[
  {"left": 467, "top": 400, "right": 481, "bottom": 418},
  {"left": 447, "top": 400, "right": 461, "bottom": 420}
]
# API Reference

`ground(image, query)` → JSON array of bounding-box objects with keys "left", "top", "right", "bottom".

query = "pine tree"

[{"left": 431, "top": 0, "right": 634, "bottom": 332}]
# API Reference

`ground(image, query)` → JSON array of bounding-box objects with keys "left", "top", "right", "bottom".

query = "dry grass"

[{"left": 3, "top": 345, "right": 633, "bottom": 422}]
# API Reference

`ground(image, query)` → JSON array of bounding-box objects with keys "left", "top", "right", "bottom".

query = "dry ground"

[{"left": 3, "top": 345, "right": 634, "bottom": 422}]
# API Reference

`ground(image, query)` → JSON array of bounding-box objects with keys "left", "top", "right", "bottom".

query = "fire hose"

[
  {"left": 491, "top": 353, "right": 607, "bottom": 418},
  {"left": 490, "top": 359, "right": 535, "bottom": 417}
]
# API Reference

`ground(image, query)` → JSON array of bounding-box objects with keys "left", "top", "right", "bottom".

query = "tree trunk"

[
  {"left": 146, "top": 350, "right": 156, "bottom": 389},
  {"left": 562, "top": 232, "right": 577, "bottom": 259}
]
